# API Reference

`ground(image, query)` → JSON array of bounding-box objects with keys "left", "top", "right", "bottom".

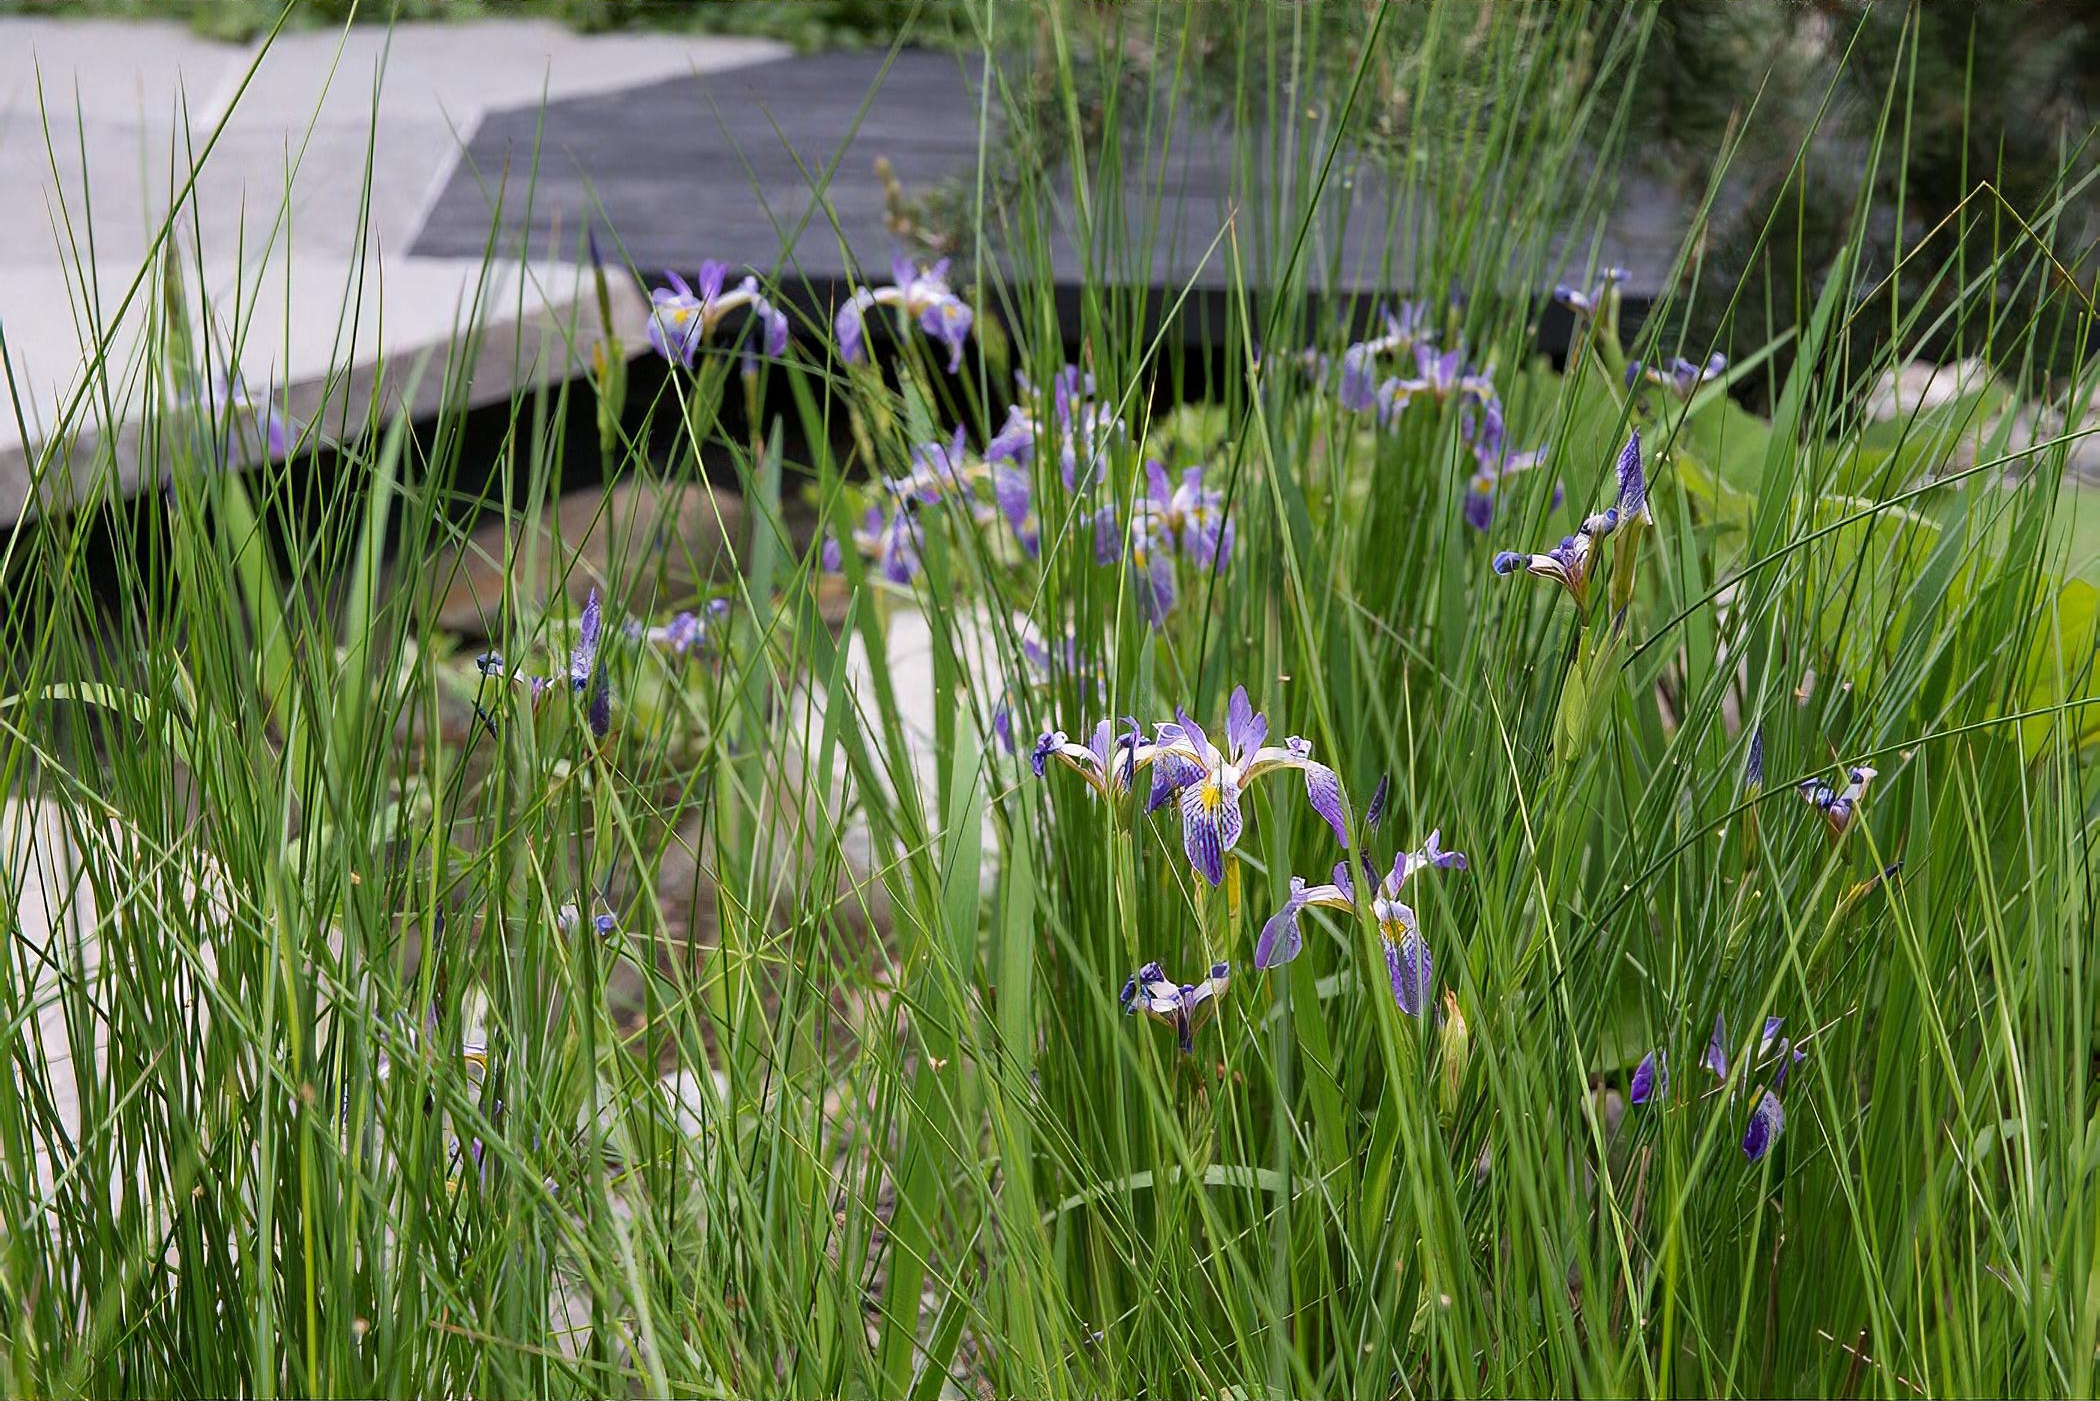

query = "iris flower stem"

[
  {"left": 1599, "top": 282, "right": 1630, "bottom": 387},
  {"left": 743, "top": 363, "right": 763, "bottom": 463},
  {"left": 1112, "top": 800, "right": 1141, "bottom": 980}
]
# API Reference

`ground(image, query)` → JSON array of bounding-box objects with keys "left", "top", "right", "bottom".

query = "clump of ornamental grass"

[{"left": 0, "top": 4, "right": 2094, "bottom": 1398}]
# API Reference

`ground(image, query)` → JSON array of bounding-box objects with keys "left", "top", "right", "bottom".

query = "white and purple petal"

[
  {"left": 1255, "top": 877, "right": 1313, "bottom": 971},
  {"left": 570, "top": 589, "right": 603, "bottom": 690},
  {"left": 1179, "top": 773, "right": 1244, "bottom": 887},
  {"left": 1702, "top": 1013, "right": 1729, "bottom": 1080},
  {"left": 1092, "top": 504, "right": 1123, "bottom": 565},
  {"left": 992, "top": 462, "right": 1037, "bottom": 556},
  {"left": 1224, "top": 686, "right": 1266, "bottom": 760},
  {"left": 1615, "top": 430, "right": 1650, "bottom": 524},
  {"left": 1299, "top": 753, "right": 1348, "bottom": 848},
  {"left": 1383, "top": 916, "right": 1432, "bottom": 1017},
  {"left": 834, "top": 290, "right": 878, "bottom": 365}
]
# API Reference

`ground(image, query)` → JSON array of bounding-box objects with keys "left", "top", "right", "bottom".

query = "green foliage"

[{"left": 1, "top": 2, "right": 2097, "bottom": 1397}]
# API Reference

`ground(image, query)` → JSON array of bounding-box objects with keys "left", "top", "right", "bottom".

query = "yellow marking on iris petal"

[{"left": 1200, "top": 779, "right": 1224, "bottom": 812}]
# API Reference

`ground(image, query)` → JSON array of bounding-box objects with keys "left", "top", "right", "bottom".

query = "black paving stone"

[{"left": 413, "top": 48, "right": 1690, "bottom": 338}]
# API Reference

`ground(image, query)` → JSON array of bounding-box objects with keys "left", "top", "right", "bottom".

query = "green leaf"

[{"left": 2017, "top": 578, "right": 2100, "bottom": 757}]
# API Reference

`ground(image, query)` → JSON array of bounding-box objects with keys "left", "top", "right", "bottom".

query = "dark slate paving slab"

[
  {"left": 414, "top": 49, "right": 982, "bottom": 279},
  {"left": 414, "top": 47, "right": 1691, "bottom": 326}
]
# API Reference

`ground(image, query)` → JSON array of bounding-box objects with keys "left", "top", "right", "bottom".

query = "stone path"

[
  {"left": 414, "top": 46, "right": 1695, "bottom": 323},
  {"left": 0, "top": 17, "right": 788, "bottom": 521},
  {"left": 3, "top": 19, "right": 1709, "bottom": 526}
]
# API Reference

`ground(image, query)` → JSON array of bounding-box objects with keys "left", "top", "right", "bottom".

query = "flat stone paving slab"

[
  {"left": 2, "top": 19, "right": 1702, "bottom": 530},
  {"left": 413, "top": 47, "right": 1694, "bottom": 302}
]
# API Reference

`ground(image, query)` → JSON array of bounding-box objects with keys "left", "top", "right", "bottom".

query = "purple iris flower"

[
  {"left": 1254, "top": 860, "right": 1358, "bottom": 971},
  {"left": 1133, "top": 546, "right": 1177, "bottom": 626},
  {"left": 1339, "top": 342, "right": 1382, "bottom": 414},
  {"left": 1336, "top": 302, "right": 1428, "bottom": 412},
  {"left": 1744, "top": 725, "right": 1766, "bottom": 791},
  {"left": 557, "top": 901, "right": 620, "bottom": 939},
  {"left": 1255, "top": 831, "right": 1466, "bottom": 1012},
  {"left": 991, "top": 458, "right": 1038, "bottom": 556},
  {"left": 835, "top": 253, "right": 974, "bottom": 372},
  {"left": 475, "top": 588, "right": 612, "bottom": 737},
  {"left": 1133, "top": 461, "right": 1235, "bottom": 570},
  {"left": 1384, "top": 920, "right": 1434, "bottom": 1019},
  {"left": 1089, "top": 461, "right": 1235, "bottom": 626},
  {"left": 1630, "top": 1049, "right": 1666, "bottom": 1106},
  {"left": 1488, "top": 430, "right": 1646, "bottom": 606},
  {"left": 1147, "top": 687, "right": 1349, "bottom": 886},
  {"left": 1365, "top": 774, "right": 1391, "bottom": 829},
  {"left": 1092, "top": 504, "right": 1124, "bottom": 566},
  {"left": 989, "top": 367, "right": 1123, "bottom": 491},
  {"left": 851, "top": 504, "right": 922, "bottom": 585},
  {"left": 184, "top": 369, "right": 291, "bottom": 467},
  {"left": 1609, "top": 428, "right": 1652, "bottom": 528},
  {"left": 1463, "top": 443, "right": 1550, "bottom": 533},
  {"left": 1553, "top": 269, "right": 1625, "bottom": 318},
  {"left": 635, "top": 597, "right": 733, "bottom": 657},
  {"left": 1628, "top": 352, "right": 1728, "bottom": 396},
  {"left": 1702, "top": 1012, "right": 1730, "bottom": 1079},
  {"left": 878, "top": 427, "right": 1038, "bottom": 557},
  {"left": 573, "top": 591, "right": 612, "bottom": 737},
  {"left": 1374, "top": 342, "right": 1499, "bottom": 425},
  {"left": 1742, "top": 1045, "right": 1805, "bottom": 1166},
  {"left": 888, "top": 427, "right": 975, "bottom": 505},
  {"left": 1490, "top": 532, "right": 1599, "bottom": 604},
  {"left": 1031, "top": 717, "right": 1153, "bottom": 796},
  {"left": 1386, "top": 828, "right": 1470, "bottom": 886},
  {"left": 1741, "top": 1088, "right": 1784, "bottom": 1161},
  {"left": 1461, "top": 395, "right": 1507, "bottom": 461},
  {"left": 1799, "top": 765, "right": 1877, "bottom": 839},
  {"left": 986, "top": 403, "right": 1034, "bottom": 467},
  {"left": 1373, "top": 833, "right": 1465, "bottom": 1016},
  {"left": 1052, "top": 368, "right": 1120, "bottom": 490},
  {"left": 1120, "top": 960, "right": 1231, "bottom": 1054},
  {"left": 647, "top": 262, "right": 789, "bottom": 369},
  {"left": 819, "top": 534, "right": 844, "bottom": 573},
  {"left": 1702, "top": 1012, "right": 1788, "bottom": 1082}
]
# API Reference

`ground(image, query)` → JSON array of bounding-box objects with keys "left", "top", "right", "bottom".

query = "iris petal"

[
  {"left": 1254, "top": 880, "right": 1308, "bottom": 971},
  {"left": 1180, "top": 787, "right": 1226, "bottom": 886},
  {"left": 1630, "top": 1050, "right": 1664, "bottom": 1106},
  {"left": 1383, "top": 919, "right": 1431, "bottom": 1016},
  {"left": 1702, "top": 1013, "right": 1729, "bottom": 1080},
  {"left": 1742, "top": 1089, "right": 1785, "bottom": 1162},
  {"left": 1225, "top": 686, "right": 1266, "bottom": 758},
  {"left": 1302, "top": 760, "right": 1349, "bottom": 847}
]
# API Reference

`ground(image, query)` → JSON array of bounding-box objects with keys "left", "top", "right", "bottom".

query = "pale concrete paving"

[{"left": 0, "top": 16, "right": 790, "bottom": 521}]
